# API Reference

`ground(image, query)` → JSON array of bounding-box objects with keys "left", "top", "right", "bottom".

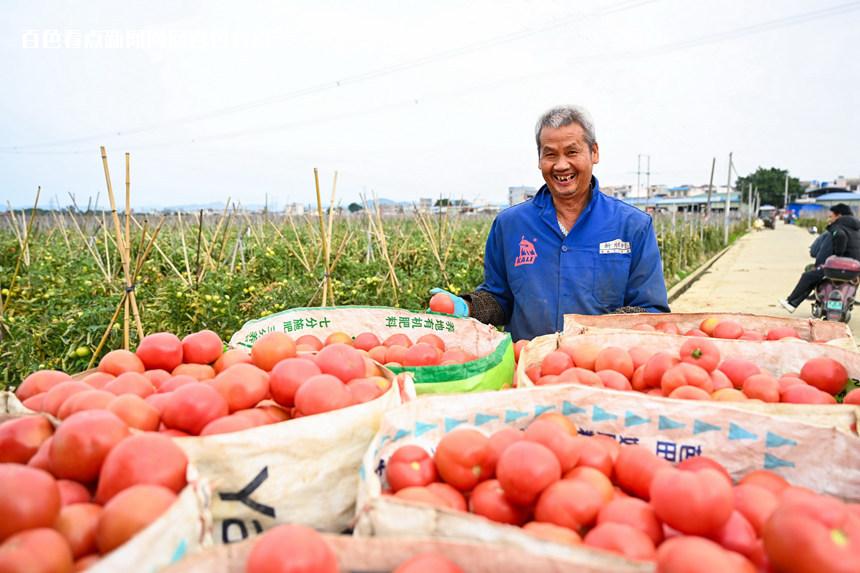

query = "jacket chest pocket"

[{"left": 593, "top": 254, "right": 631, "bottom": 307}]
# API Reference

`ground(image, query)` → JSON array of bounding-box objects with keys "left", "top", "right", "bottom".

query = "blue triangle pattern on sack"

[
  {"left": 505, "top": 409, "right": 530, "bottom": 423},
  {"left": 474, "top": 413, "right": 499, "bottom": 426},
  {"left": 728, "top": 423, "right": 758, "bottom": 441},
  {"left": 392, "top": 429, "right": 411, "bottom": 441},
  {"left": 764, "top": 453, "right": 796, "bottom": 470},
  {"left": 765, "top": 432, "right": 797, "bottom": 449},
  {"left": 563, "top": 401, "right": 586, "bottom": 415},
  {"left": 592, "top": 406, "right": 617, "bottom": 422},
  {"left": 624, "top": 411, "right": 650, "bottom": 427},
  {"left": 693, "top": 420, "right": 721, "bottom": 435},
  {"left": 535, "top": 404, "right": 555, "bottom": 416},
  {"left": 444, "top": 417, "right": 467, "bottom": 432},
  {"left": 414, "top": 421, "right": 437, "bottom": 437},
  {"left": 658, "top": 416, "right": 685, "bottom": 431}
]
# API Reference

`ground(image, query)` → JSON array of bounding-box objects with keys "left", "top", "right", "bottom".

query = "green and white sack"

[{"left": 230, "top": 306, "right": 514, "bottom": 394}]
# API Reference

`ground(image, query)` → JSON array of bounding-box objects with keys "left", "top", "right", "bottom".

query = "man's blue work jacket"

[{"left": 477, "top": 177, "right": 669, "bottom": 341}]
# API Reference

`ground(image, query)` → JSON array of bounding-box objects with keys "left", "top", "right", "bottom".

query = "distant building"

[
  {"left": 418, "top": 198, "right": 433, "bottom": 211},
  {"left": 284, "top": 203, "right": 305, "bottom": 216},
  {"left": 508, "top": 186, "right": 536, "bottom": 206}
]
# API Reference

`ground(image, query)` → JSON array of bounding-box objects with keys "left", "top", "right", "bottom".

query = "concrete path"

[{"left": 670, "top": 221, "right": 860, "bottom": 336}]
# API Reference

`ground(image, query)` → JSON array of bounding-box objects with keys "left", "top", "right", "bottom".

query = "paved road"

[{"left": 670, "top": 221, "right": 860, "bottom": 337}]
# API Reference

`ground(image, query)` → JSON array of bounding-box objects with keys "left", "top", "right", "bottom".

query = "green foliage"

[
  {"left": 735, "top": 167, "right": 804, "bottom": 208},
  {"left": 0, "top": 211, "right": 743, "bottom": 387}
]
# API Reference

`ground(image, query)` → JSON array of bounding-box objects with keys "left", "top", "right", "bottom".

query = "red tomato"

[
  {"left": 98, "top": 350, "right": 145, "bottom": 376},
  {"left": 632, "top": 323, "right": 656, "bottom": 331},
  {"left": 246, "top": 524, "right": 339, "bottom": 573},
  {"left": 596, "top": 370, "right": 633, "bottom": 391},
  {"left": 738, "top": 469, "right": 789, "bottom": 496},
  {"left": 486, "top": 427, "right": 524, "bottom": 471},
  {"left": 81, "top": 371, "right": 115, "bottom": 389},
  {"left": 347, "top": 378, "right": 385, "bottom": 403},
  {"left": 569, "top": 436, "right": 614, "bottom": 476},
  {"left": 764, "top": 495, "right": 860, "bottom": 573},
  {"left": 650, "top": 468, "right": 733, "bottom": 535},
  {"left": 0, "top": 528, "right": 74, "bottom": 573},
  {"left": 171, "top": 363, "right": 216, "bottom": 380},
  {"left": 394, "top": 552, "right": 463, "bottom": 573},
  {"left": 699, "top": 316, "right": 720, "bottom": 336},
  {"left": 40, "top": 381, "right": 92, "bottom": 417},
  {"left": 628, "top": 346, "right": 655, "bottom": 370},
  {"left": 213, "top": 349, "right": 253, "bottom": 373},
  {"left": 295, "top": 334, "right": 324, "bottom": 352},
  {"left": 513, "top": 340, "right": 529, "bottom": 362},
  {"left": 781, "top": 383, "right": 837, "bottom": 404},
  {"left": 49, "top": 410, "right": 130, "bottom": 482},
  {"left": 676, "top": 456, "right": 731, "bottom": 482},
  {"left": 742, "top": 374, "right": 780, "bottom": 402},
  {"left": 766, "top": 326, "right": 800, "bottom": 340},
  {"left": 95, "top": 433, "right": 188, "bottom": 503},
  {"left": 584, "top": 522, "right": 656, "bottom": 561},
  {"left": 668, "top": 385, "right": 711, "bottom": 400},
  {"left": 598, "top": 497, "right": 664, "bottom": 545},
  {"left": 654, "top": 321, "right": 681, "bottom": 335},
  {"left": 710, "top": 369, "right": 733, "bottom": 391},
  {"left": 733, "top": 484, "right": 778, "bottom": 536},
  {"left": 208, "top": 363, "right": 270, "bottom": 412},
  {"left": 74, "top": 554, "right": 100, "bottom": 570},
  {"left": 718, "top": 359, "right": 761, "bottom": 389},
  {"left": 107, "top": 394, "right": 161, "bottom": 431},
  {"left": 161, "top": 382, "right": 229, "bottom": 435},
  {"left": 181, "top": 330, "right": 223, "bottom": 364},
  {"left": 294, "top": 374, "right": 353, "bottom": 416},
  {"left": 156, "top": 375, "right": 197, "bottom": 394},
  {"left": 709, "top": 510, "right": 757, "bottom": 559},
  {"left": 383, "top": 334, "right": 413, "bottom": 348},
  {"left": 522, "top": 521, "right": 582, "bottom": 545},
  {"left": 96, "top": 484, "right": 177, "bottom": 554},
  {"left": 143, "top": 369, "right": 172, "bottom": 388},
  {"left": 393, "top": 486, "right": 449, "bottom": 509},
  {"left": 429, "top": 292, "right": 456, "bottom": 315},
  {"left": 57, "top": 480, "right": 90, "bottom": 506},
  {"left": 315, "top": 343, "right": 366, "bottom": 383},
  {"left": 524, "top": 420, "right": 579, "bottom": 472},
  {"left": 251, "top": 332, "right": 297, "bottom": 372},
  {"left": 104, "top": 371, "right": 156, "bottom": 398},
  {"left": 496, "top": 440, "right": 560, "bottom": 505},
  {"left": 535, "top": 479, "right": 604, "bottom": 531},
  {"left": 661, "top": 363, "right": 713, "bottom": 396},
  {"left": 844, "top": 388, "right": 860, "bottom": 405},
  {"left": 135, "top": 332, "right": 183, "bottom": 372},
  {"left": 27, "top": 435, "right": 52, "bottom": 472},
  {"left": 56, "top": 389, "right": 115, "bottom": 420},
  {"left": 416, "top": 334, "right": 446, "bottom": 352},
  {"left": 16, "top": 370, "right": 72, "bottom": 400},
  {"left": 642, "top": 353, "right": 681, "bottom": 389},
  {"left": 541, "top": 350, "right": 574, "bottom": 376},
  {"left": 657, "top": 536, "right": 755, "bottom": 573},
  {"left": 679, "top": 337, "right": 720, "bottom": 372},
  {"left": 200, "top": 414, "right": 263, "bottom": 436},
  {"left": 470, "top": 479, "right": 531, "bottom": 525},
  {"left": 403, "top": 343, "right": 441, "bottom": 367},
  {"left": 613, "top": 445, "right": 671, "bottom": 500},
  {"left": 386, "top": 445, "right": 437, "bottom": 492},
  {"left": 712, "top": 320, "right": 744, "bottom": 339},
  {"left": 0, "top": 464, "right": 61, "bottom": 541},
  {"left": 684, "top": 328, "right": 709, "bottom": 337},
  {"left": 433, "top": 429, "right": 494, "bottom": 492},
  {"left": 54, "top": 503, "right": 102, "bottom": 559},
  {"left": 0, "top": 415, "right": 53, "bottom": 464},
  {"left": 353, "top": 332, "right": 382, "bottom": 352},
  {"left": 799, "top": 356, "right": 849, "bottom": 394},
  {"left": 425, "top": 482, "right": 467, "bottom": 512},
  {"left": 564, "top": 466, "right": 614, "bottom": 503},
  {"left": 594, "top": 347, "right": 634, "bottom": 379},
  {"left": 385, "top": 345, "right": 408, "bottom": 366},
  {"left": 564, "top": 342, "right": 599, "bottom": 370}
]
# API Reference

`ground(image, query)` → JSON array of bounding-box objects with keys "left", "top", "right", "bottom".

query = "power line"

[{"left": 0, "top": 0, "right": 656, "bottom": 152}]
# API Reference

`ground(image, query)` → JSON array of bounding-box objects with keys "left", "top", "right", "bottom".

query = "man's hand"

[{"left": 427, "top": 288, "right": 469, "bottom": 317}]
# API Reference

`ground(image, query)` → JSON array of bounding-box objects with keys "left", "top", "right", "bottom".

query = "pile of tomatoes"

[
  {"left": 0, "top": 410, "right": 189, "bottom": 571},
  {"left": 630, "top": 317, "right": 804, "bottom": 342},
  {"left": 524, "top": 335, "right": 860, "bottom": 405},
  {"left": 245, "top": 524, "right": 463, "bottom": 573},
  {"left": 381, "top": 415, "right": 860, "bottom": 572},
  {"left": 14, "top": 329, "right": 394, "bottom": 438}
]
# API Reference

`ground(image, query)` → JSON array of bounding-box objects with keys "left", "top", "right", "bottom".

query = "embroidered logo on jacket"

[
  {"left": 514, "top": 236, "right": 537, "bottom": 266},
  {"left": 599, "top": 239, "right": 631, "bottom": 254}
]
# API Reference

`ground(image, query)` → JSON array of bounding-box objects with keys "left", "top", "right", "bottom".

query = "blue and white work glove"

[{"left": 427, "top": 288, "right": 469, "bottom": 317}]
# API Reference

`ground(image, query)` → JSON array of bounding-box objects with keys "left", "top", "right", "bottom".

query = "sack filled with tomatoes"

[
  {"left": 355, "top": 390, "right": 860, "bottom": 572},
  {"left": 228, "top": 306, "right": 515, "bottom": 394},
  {"left": 5, "top": 326, "right": 412, "bottom": 544}
]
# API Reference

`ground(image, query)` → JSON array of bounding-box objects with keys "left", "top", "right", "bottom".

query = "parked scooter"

[{"left": 809, "top": 256, "right": 860, "bottom": 322}]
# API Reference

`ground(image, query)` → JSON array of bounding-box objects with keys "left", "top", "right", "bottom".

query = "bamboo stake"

[
  {"left": 176, "top": 212, "right": 193, "bottom": 284},
  {"left": 194, "top": 209, "right": 203, "bottom": 289},
  {"left": 67, "top": 210, "right": 109, "bottom": 280},
  {"left": 124, "top": 154, "right": 131, "bottom": 350},
  {"left": 130, "top": 216, "right": 189, "bottom": 286},
  {"left": 325, "top": 171, "right": 338, "bottom": 303},
  {"left": 0, "top": 187, "right": 41, "bottom": 323},
  {"left": 286, "top": 215, "right": 312, "bottom": 272},
  {"left": 313, "top": 169, "right": 331, "bottom": 307},
  {"left": 100, "top": 212, "right": 112, "bottom": 278}
]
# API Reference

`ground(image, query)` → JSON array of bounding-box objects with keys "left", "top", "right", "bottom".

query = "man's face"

[
  {"left": 828, "top": 211, "right": 839, "bottom": 224},
  {"left": 538, "top": 122, "right": 599, "bottom": 201}
]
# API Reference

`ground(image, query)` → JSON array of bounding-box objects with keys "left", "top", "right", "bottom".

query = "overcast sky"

[{"left": 1, "top": 0, "right": 858, "bottom": 209}]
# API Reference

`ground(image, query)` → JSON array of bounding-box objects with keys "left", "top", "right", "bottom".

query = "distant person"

[
  {"left": 429, "top": 105, "right": 669, "bottom": 341},
  {"left": 779, "top": 203, "right": 860, "bottom": 312}
]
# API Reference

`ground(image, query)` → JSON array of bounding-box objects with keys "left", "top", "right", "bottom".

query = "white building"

[{"left": 508, "top": 186, "right": 537, "bottom": 206}]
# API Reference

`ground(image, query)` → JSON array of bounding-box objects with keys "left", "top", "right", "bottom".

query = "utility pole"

[
  {"left": 724, "top": 152, "right": 733, "bottom": 245},
  {"left": 705, "top": 157, "right": 716, "bottom": 219},
  {"left": 747, "top": 183, "right": 753, "bottom": 226},
  {"left": 646, "top": 155, "right": 651, "bottom": 205},
  {"left": 637, "top": 154, "right": 651, "bottom": 208},
  {"left": 637, "top": 155, "right": 641, "bottom": 199},
  {"left": 783, "top": 173, "right": 789, "bottom": 209}
]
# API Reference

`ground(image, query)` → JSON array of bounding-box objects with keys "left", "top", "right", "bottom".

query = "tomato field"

[{"left": 0, "top": 206, "right": 744, "bottom": 386}]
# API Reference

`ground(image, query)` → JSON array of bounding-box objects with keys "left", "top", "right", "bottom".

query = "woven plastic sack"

[
  {"left": 564, "top": 312, "right": 856, "bottom": 349},
  {"left": 229, "top": 306, "right": 514, "bottom": 394}
]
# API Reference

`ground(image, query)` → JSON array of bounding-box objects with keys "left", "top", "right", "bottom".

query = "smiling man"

[{"left": 429, "top": 105, "right": 669, "bottom": 341}]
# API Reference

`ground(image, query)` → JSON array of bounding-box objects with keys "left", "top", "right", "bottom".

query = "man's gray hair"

[{"left": 535, "top": 105, "right": 597, "bottom": 153}]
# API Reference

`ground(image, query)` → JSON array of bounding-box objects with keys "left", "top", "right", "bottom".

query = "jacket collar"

[{"left": 534, "top": 176, "right": 601, "bottom": 237}]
